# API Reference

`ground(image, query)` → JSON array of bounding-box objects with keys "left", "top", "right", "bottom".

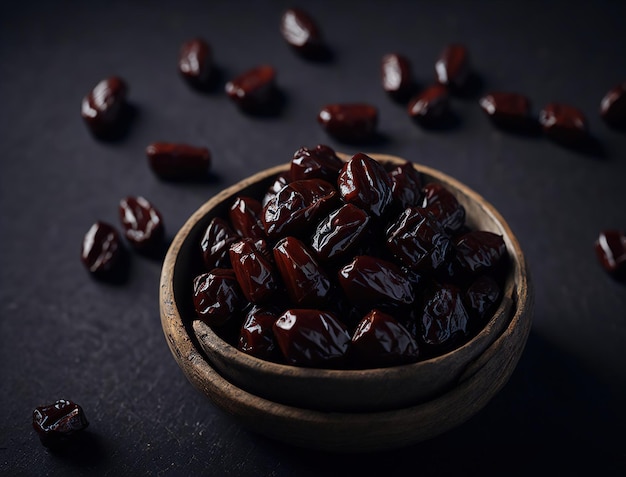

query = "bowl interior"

[{"left": 161, "top": 153, "right": 532, "bottom": 413}]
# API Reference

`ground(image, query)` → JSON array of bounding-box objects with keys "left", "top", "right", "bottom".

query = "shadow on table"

[{"left": 255, "top": 330, "right": 625, "bottom": 476}]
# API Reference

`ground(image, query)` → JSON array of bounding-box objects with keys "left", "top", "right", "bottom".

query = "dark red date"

[
  {"left": 273, "top": 236, "right": 331, "bottom": 307},
  {"left": 420, "top": 283, "right": 470, "bottom": 352},
  {"left": 238, "top": 305, "right": 280, "bottom": 360},
  {"left": 193, "top": 269, "right": 245, "bottom": 326},
  {"left": 290, "top": 144, "right": 344, "bottom": 183},
  {"left": 386, "top": 207, "right": 452, "bottom": 273},
  {"left": 311, "top": 203, "right": 371, "bottom": 262},
  {"left": 351, "top": 309, "right": 420, "bottom": 368},
  {"left": 229, "top": 196, "right": 266, "bottom": 241},
  {"left": 225, "top": 65, "right": 278, "bottom": 113},
  {"left": 600, "top": 81, "right": 626, "bottom": 127},
  {"left": 338, "top": 255, "right": 414, "bottom": 311},
  {"left": 178, "top": 38, "right": 214, "bottom": 90},
  {"left": 594, "top": 229, "right": 626, "bottom": 281},
  {"left": 200, "top": 217, "right": 238, "bottom": 270},
  {"left": 33, "top": 399, "right": 89, "bottom": 448},
  {"left": 453, "top": 230, "right": 507, "bottom": 275},
  {"left": 229, "top": 239, "right": 278, "bottom": 304},
  {"left": 337, "top": 152, "right": 393, "bottom": 218},
  {"left": 464, "top": 275, "right": 501, "bottom": 324},
  {"left": 280, "top": 8, "right": 327, "bottom": 59},
  {"left": 262, "top": 179, "right": 337, "bottom": 239},
  {"left": 421, "top": 182, "right": 466, "bottom": 234},
  {"left": 317, "top": 103, "right": 378, "bottom": 143},
  {"left": 407, "top": 84, "right": 451, "bottom": 127},
  {"left": 381, "top": 53, "right": 414, "bottom": 101},
  {"left": 539, "top": 102, "right": 589, "bottom": 147},
  {"left": 118, "top": 196, "right": 164, "bottom": 253},
  {"left": 479, "top": 91, "right": 537, "bottom": 133},
  {"left": 80, "top": 76, "right": 129, "bottom": 139},
  {"left": 146, "top": 142, "right": 211, "bottom": 181},
  {"left": 388, "top": 161, "right": 423, "bottom": 210},
  {"left": 435, "top": 44, "right": 470, "bottom": 90},
  {"left": 81, "top": 221, "right": 128, "bottom": 281},
  {"left": 273, "top": 309, "right": 351, "bottom": 367}
]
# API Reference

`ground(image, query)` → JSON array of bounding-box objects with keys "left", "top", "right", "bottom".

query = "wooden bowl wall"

[{"left": 160, "top": 153, "right": 533, "bottom": 450}]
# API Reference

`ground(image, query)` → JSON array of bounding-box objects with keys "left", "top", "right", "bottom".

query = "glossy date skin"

[
  {"left": 81, "top": 221, "right": 128, "bottom": 281},
  {"left": 81, "top": 76, "right": 129, "bottom": 139},
  {"left": 262, "top": 179, "right": 337, "bottom": 239},
  {"left": 337, "top": 153, "right": 393, "bottom": 218},
  {"left": 280, "top": 8, "right": 328, "bottom": 59},
  {"left": 600, "top": 82, "right": 626, "bottom": 127},
  {"left": 146, "top": 142, "right": 211, "bottom": 181},
  {"left": 539, "top": 102, "right": 589, "bottom": 147},
  {"left": 381, "top": 53, "right": 414, "bottom": 102},
  {"left": 311, "top": 203, "right": 371, "bottom": 262},
  {"left": 229, "top": 238, "right": 278, "bottom": 304},
  {"left": 225, "top": 65, "right": 278, "bottom": 114},
  {"left": 350, "top": 309, "right": 420, "bottom": 368},
  {"left": 407, "top": 84, "right": 451, "bottom": 128},
  {"left": 179, "top": 38, "right": 214, "bottom": 90},
  {"left": 193, "top": 268, "right": 245, "bottom": 326},
  {"left": 273, "top": 236, "right": 331, "bottom": 307},
  {"left": 435, "top": 44, "right": 470, "bottom": 90},
  {"left": 385, "top": 207, "right": 452, "bottom": 273},
  {"left": 194, "top": 147, "right": 509, "bottom": 368},
  {"left": 238, "top": 305, "right": 280, "bottom": 360},
  {"left": 33, "top": 399, "right": 89, "bottom": 448},
  {"left": 594, "top": 229, "right": 626, "bottom": 281},
  {"left": 338, "top": 255, "right": 414, "bottom": 311},
  {"left": 317, "top": 104, "right": 378, "bottom": 143},
  {"left": 453, "top": 230, "right": 507, "bottom": 276},
  {"left": 420, "top": 283, "right": 470, "bottom": 354},
  {"left": 479, "top": 91, "right": 537, "bottom": 133},
  {"left": 421, "top": 182, "right": 466, "bottom": 234},
  {"left": 200, "top": 217, "right": 238, "bottom": 270},
  {"left": 118, "top": 196, "right": 165, "bottom": 253},
  {"left": 464, "top": 275, "right": 501, "bottom": 326},
  {"left": 290, "top": 144, "right": 344, "bottom": 183},
  {"left": 273, "top": 309, "right": 351, "bottom": 367},
  {"left": 388, "top": 161, "right": 423, "bottom": 211},
  {"left": 229, "top": 196, "right": 267, "bottom": 241}
]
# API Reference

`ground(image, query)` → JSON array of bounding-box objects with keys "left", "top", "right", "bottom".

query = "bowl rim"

[{"left": 160, "top": 152, "right": 531, "bottom": 380}]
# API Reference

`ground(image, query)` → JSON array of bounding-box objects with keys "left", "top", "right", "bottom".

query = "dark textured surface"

[{"left": 1, "top": 1, "right": 626, "bottom": 475}]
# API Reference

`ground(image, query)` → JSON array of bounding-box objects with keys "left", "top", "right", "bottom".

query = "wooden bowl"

[{"left": 160, "top": 153, "right": 533, "bottom": 451}]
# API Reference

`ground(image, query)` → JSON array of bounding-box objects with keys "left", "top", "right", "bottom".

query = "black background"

[{"left": 2, "top": 1, "right": 626, "bottom": 475}]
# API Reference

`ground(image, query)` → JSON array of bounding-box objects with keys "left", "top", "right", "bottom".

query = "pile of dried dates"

[{"left": 191, "top": 145, "right": 509, "bottom": 369}]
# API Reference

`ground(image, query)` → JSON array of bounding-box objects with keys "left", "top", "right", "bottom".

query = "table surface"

[{"left": 2, "top": 1, "right": 626, "bottom": 475}]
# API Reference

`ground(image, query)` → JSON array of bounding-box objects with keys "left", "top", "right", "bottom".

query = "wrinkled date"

[
  {"left": 192, "top": 146, "right": 509, "bottom": 369},
  {"left": 33, "top": 399, "right": 89, "bottom": 448},
  {"left": 351, "top": 309, "right": 419, "bottom": 368},
  {"left": 273, "top": 309, "right": 351, "bottom": 367},
  {"left": 81, "top": 220, "right": 128, "bottom": 281},
  {"left": 119, "top": 196, "right": 165, "bottom": 253}
]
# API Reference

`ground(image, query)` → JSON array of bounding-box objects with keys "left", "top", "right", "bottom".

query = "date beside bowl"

[{"left": 159, "top": 153, "right": 533, "bottom": 452}]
